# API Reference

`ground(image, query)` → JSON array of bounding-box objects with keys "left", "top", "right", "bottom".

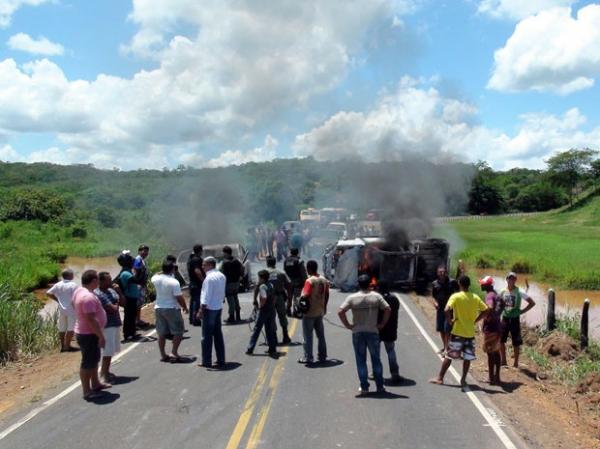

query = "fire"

[{"left": 369, "top": 276, "right": 378, "bottom": 290}]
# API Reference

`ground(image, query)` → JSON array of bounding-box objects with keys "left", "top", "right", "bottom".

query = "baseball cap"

[
  {"left": 479, "top": 276, "right": 494, "bottom": 286},
  {"left": 506, "top": 272, "right": 517, "bottom": 279}
]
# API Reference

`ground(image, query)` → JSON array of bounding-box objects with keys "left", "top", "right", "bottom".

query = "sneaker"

[
  {"left": 376, "top": 387, "right": 387, "bottom": 395},
  {"left": 245, "top": 348, "right": 253, "bottom": 355},
  {"left": 390, "top": 374, "right": 404, "bottom": 384},
  {"left": 357, "top": 388, "right": 369, "bottom": 397},
  {"left": 268, "top": 351, "right": 279, "bottom": 359},
  {"left": 297, "top": 358, "right": 314, "bottom": 364}
]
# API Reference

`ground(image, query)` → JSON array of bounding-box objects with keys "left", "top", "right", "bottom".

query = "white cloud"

[
  {"left": 293, "top": 77, "right": 600, "bottom": 169},
  {"left": 0, "top": 143, "right": 21, "bottom": 160},
  {"left": 477, "top": 0, "right": 574, "bottom": 20},
  {"left": 205, "top": 135, "right": 278, "bottom": 168},
  {"left": 0, "top": 0, "right": 50, "bottom": 28},
  {"left": 7, "top": 32, "right": 64, "bottom": 55},
  {"left": 488, "top": 5, "right": 600, "bottom": 94}
]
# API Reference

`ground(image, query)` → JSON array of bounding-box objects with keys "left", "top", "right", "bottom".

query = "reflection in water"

[{"left": 475, "top": 269, "right": 600, "bottom": 339}]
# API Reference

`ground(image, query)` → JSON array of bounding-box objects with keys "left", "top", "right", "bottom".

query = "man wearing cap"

[
  {"left": 198, "top": 257, "right": 227, "bottom": 368},
  {"left": 479, "top": 276, "right": 505, "bottom": 385},
  {"left": 500, "top": 272, "right": 535, "bottom": 368}
]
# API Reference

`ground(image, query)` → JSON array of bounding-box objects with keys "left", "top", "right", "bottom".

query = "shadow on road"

[
  {"left": 384, "top": 376, "right": 416, "bottom": 387},
  {"left": 277, "top": 341, "right": 302, "bottom": 347},
  {"left": 206, "top": 362, "right": 242, "bottom": 371},
  {"left": 306, "top": 359, "right": 344, "bottom": 369},
  {"left": 110, "top": 375, "right": 139, "bottom": 385},
  {"left": 85, "top": 392, "right": 120, "bottom": 405},
  {"left": 355, "top": 391, "right": 408, "bottom": 399},
  {"left": 169, "top": 356, "right": 197, "bottom": 364}
]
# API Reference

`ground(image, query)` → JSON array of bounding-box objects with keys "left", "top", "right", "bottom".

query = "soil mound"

[
  {"left": 538, "top": 332, "right": 578, "bottom": 361},
  {"left": 576, "top": 373, "right": 600, "bottom": 395}
]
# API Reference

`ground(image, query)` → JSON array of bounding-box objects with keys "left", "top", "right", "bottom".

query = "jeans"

[
  {"left": 201, "top": 309, "right": 225, "bottom": 365},
  {"left": 248, "top": 307, "right": 277, "bottom": 353},
  {"left": 353, "top": 332, "right": 384, "bottom": 391},
  {"left": 225, "top": 283, "right": 240, "bottom": 319},
  {"left": 123, "top": 296, "right": 138, "bottom": 338},
  {"left": 382, "top": 340, "right": 399, "bottom": 376},
  {"left": 275, "top": 296, "right": 288, "bottom": 334},
  {"left": 189, "top": 287, "right": 201, "bottom": 325},
  {"left": 302, "top": 316, "right": 327, "bottom": 362}
]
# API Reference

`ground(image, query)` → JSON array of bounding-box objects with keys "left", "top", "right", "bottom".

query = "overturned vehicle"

[{"left": 323, "top": 236, "right": 449, "bottom": 292}]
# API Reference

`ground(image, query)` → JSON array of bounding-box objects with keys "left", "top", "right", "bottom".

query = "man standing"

[
  {"left": 479, "top": 276, "right": 505, "bottom": 385},
  {"left": 298, "top": 260, "right": 329, "bottom": 364},
  {"left": 187, "top": 244, "right": 205, "bottom": 326},
  {"left": 151, "top": 260, "right": 189, "bottom": 362},
  {"left": 133, "top": 244, "right": 150, "bottom": 328},
  {"left": 95, "top": 272, "right": 123, "bottom": 383},
  {"left": 221, "top": 246, "right": 244, "bottom": 323},
  {"left": 431, "top": 265, "right": 457, "bottom": 354},
  {"left": 117, "top": 252, "right": 141, "bottom": 341},
  {"left": 198, "top": 257, "right": 226, "bottom": 368},
  {"left": 73, "top": 270, "right": 109, "bottom": 400},
  {"left": 430, "top": 275, "right": 489, "bottom": 390},
  {"left": 266, "top": 256, "right": 292, "bottom": 344},
  {"left": 284, "top": 248, "right": 308, "bottom": 310},
  {"left": 339, "top": 275, "right": 391, "bottom": 395},
  {"left": 377, "top": 281, "right": 402, "bottom": 384},
  {"left": 46, "top": 269, "right": 78, "bottom": 352},
  {"left": 246, "top": 270, "right": 278, "bottom": 358},
  {"left": 500, "top": 272, "right": 535, "bottom": 368}
]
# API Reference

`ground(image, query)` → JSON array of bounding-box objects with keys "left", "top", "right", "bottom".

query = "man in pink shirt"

[{"left": 73, "top": 270, "right": 109, "bottom": 400}]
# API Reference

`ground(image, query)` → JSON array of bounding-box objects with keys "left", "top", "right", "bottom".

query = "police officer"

[
  {"left": 265, "top": 256, "right": 292, "bottom": 344},
  {"left": 284, "top": 248, "right": 308, "bottom": 311},
  {"left": 186, "top": 244, "right": 205, "bottom": 326},
  {"left": 221, "top": 245, "right": 244, "bottom": 323}
]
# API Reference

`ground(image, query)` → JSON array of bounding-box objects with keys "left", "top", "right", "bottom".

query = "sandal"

[
  {"left": 83, "top": 391, "right": 104, "bottom": 401},
  {"left": 160, "top": 355, "right": 173, "bottom": 362},
  {"left": 169, "top": 356, "right": 185, "bottom": 363},
  {"left": 92, "top": 383, "right": 112, "bottom": 391}
]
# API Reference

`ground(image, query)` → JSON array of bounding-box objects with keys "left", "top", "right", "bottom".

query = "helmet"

[{"left": 479, "top": 275, "right": 494, "bottom": 286}]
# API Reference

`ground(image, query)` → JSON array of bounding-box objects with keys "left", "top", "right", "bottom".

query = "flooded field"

[{"left": 476, "top": 269, "right": 600, "bottom": 338}]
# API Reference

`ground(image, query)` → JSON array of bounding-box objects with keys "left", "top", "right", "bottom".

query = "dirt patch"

[
  {"left": 410, "top": 293, "right": 600, "bottom": 449},
  {"left": 538, "top": 332, "right": 579, "bottom": 361},
  {"left": 577, "top": 373, "right": 600, "bottom": 394}
]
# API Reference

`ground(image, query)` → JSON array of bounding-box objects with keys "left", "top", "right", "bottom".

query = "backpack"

[
  {"left": 284, "top": 256, "right": 303, "bottom": 280},
  {"left": 268, "top": 270, "right": 286, "bottom": 296}
]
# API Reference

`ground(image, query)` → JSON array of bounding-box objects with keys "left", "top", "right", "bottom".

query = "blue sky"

[{"left": 0, "top": 0, "right": 599, "bottom": 170}]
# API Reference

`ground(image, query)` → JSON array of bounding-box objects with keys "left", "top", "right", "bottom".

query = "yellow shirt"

[{"left": 446, "top": 291, "right": 488, "bottom": 338}]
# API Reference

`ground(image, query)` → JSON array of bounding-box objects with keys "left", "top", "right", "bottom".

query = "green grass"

[{"left": 436, "top": 194, "right": 600, "bottom": 289}]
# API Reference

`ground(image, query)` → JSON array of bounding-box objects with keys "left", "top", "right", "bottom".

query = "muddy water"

[
  {"left": 475, "top": 269, "right": 600, "bottom": 339},
  {"left": 38, "top": 256, "right": 121, "bottom": 318}
]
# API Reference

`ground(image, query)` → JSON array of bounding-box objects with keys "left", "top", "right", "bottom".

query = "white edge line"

[
  {"left": 0, "top": 328, "right": 157, "bottom": 441},
  {"left": 398, "top": 296, "right": 519, "bottom": 449}
]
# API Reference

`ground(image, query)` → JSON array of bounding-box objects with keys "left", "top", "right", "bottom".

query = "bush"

[
  {"left": 71, "top": 227, "right": 87, "bottom": 238},
  {"left": 96, "top": 207, "right": 117, "bottom": 228},
  {"left": 511, "top": 260, "right": 534, "bottom": 274},
  {"left": 0, "top": 189, "right": 66, "bottom": 222}
]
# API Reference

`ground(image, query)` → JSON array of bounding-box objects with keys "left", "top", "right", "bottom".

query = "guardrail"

[{"left": 434, "top": 212, "right": 543, "bottom": 223}]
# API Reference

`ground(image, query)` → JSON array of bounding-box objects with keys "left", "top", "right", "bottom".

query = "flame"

[{"left": 369, "top": 276, "right": 378, "bottom": 290}]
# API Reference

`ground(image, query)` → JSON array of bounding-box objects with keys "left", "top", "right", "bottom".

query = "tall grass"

[{"left": 0, "top": 283, "right": 58, "bottom": 363}]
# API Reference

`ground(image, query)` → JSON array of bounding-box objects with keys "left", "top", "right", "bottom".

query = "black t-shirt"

[
  {"left": 187, "top": 254, "right": 204, "bottom": 287},
  {"left": 221, "top": 256, "right": 243, "bottom": 283},
  {"left": 283, "top": 256, "right": 306, "bottom": 283},
  {"left": 379, "top": 292, "right": 400, "bottom": 342},
  {"left": 431, "top": 277, "right": 457, "bottom": 310}
]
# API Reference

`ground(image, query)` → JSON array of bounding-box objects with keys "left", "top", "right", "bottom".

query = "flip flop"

[
  {"left": 83, "top": 391, "right": 104, "bottom": 401},
  {"left": 160, "top": 356, "right": 173, "bottom": 362},
  {"left": 169, "top": 356, "right": 185, "bottom": 363},
  {"left": 92, "top": 383, "right": 112, "bottom": 391}
]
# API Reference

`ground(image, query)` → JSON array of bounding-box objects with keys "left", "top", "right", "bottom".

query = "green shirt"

[{"left": 500, "top": 288, "right": 528, "bottom": 319}]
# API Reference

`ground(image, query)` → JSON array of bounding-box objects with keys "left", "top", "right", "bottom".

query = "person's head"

[
  {"left": 357, "top": 274, "right": 371, "bottom": 291},
  {"left": 266, "top": 256, "right": 276, "bottom": 268},
  {"left": 98, "top": 271, "right": 112, "bottom": 290},
  {"left": 61, "top": 268, "right": 74, "bottom": 281},
  {"left": 290, "top": 248, "right": 299, "bottom": 256},
  {"left": 117, "top": 251, "right": 134, "bottom": 270},
  {"left": 306, "top": 260, "right": 318, "bottom": 275},
  {"left": 436, "top": 265, "right": 448, "bottom": 280},
  {"left": 377, "top": 280, "right": 390, "bottom": 294},
  {"left": 81, "top": 269, "right": 99, "bottom": 289},
  {"left": 138, "top": 244, "right": 149, "bottom": 258},
  {"left": 162, "top": 260, "right": 175, "bottom": 275},
  {"left": 193, "top": 244, "right": 203, "bottom": 255},
  {"left": 479, "top": 275, "right": 494, "bottom": 293},
  {"left": 506, "top": 272, "right": 517, "bottom": 289},
  {"left": 458, "top": 275, "right": 470, "bottom": 291},
  {"left": 203, "top": 256, "right": 217, "bottom": 271},
  {"left": 223, "top": 245, "right": 232, "bottom": 256},
  {"left": 258, "top": 269, "right": 269, "bottom": 285}
]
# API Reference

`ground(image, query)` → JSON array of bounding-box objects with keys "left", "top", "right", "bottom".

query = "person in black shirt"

[
  {"left": 431, "top": 265, "right": 458, "bottom": 353},
  {"left": 378, "top": 282, "right": 403, "bottom": 384},
  {"left": 186, "top": 244, "right": 205, "bottom": 326},
  {"left": 283, "top": 248, "right": 308, "bottom": 310},
  {"left": 221, "top": 246, "right": 244, "bottom": 323}
]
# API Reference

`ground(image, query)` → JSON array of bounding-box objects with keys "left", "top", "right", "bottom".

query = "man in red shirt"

[{"left": 298, "top": 260, "right": 329, "bottom": 365}]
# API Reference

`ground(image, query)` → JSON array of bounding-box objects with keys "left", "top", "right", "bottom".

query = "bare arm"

[
  {"left": 338, "top": 308, "right": 353, "bottom": 330},
  {"left": 521, "top": 296, "right": 535, "bottom": 315},
  {"left": 378, "top": 308, "right": 391, "bottom": 330},
  {"left": 83, "top": 312, "right": 105, "bottom": 348}
]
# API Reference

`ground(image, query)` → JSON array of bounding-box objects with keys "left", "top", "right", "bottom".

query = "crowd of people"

[
  {"left": 245, "top": 225, "right": 311, "bottom": 262},
  {"left": 47, "top": 242, "right": 536, "bottom": 400}
]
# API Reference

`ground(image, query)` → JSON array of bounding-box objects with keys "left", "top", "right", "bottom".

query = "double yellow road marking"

[{"left": 225, "top": 319, "right": 298, "bottom": 449}]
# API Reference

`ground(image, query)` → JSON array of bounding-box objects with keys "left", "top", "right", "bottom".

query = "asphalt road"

[{"left": 0, "top": 286, "right": 528, "bottom": 449}]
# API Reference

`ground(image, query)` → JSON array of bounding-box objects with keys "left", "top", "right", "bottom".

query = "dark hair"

[
  {"left": 162, "top": 261, "right": 175, "bottom": 274},
  {"left": 98, "top": 271, "right": 112, "bottom": 282},
  {"left": 166, "top": 254, "right": 177, "bottom": 263},
  {"left": 266, "top": 256, "right": 276, "bottom": 268},
  {"left": 61, "top": 269, "right": 74, "bottom": 280},
  {"left": 258, "top": 269, "right": 269, "bottom": 281},
  {"left": 117, "top": 253, "right": 134, "bottom": 269},
  {"left": 223, "top": 245, "right": 232, "bottom": 255},
  {"left": 81, "top": 269, "right": 98, "bottom": 285},
  {"left": 193, "top": 244, "right": 203, "bottom": 254},
  {"left": 290, "top": 248, "right": 299, "bottom": 256},
  {"left": 138, "top": 244, "right": 149, "bottom": 252},
  {"left": 306, "top": 260, "right": 318, "bottom": 273},
  {"left": 458, "top": 275, "right": 471, "bottom": 290},
  {"left": 358, "top": 274, "right": 370, "bottom": 290},
  {"left": 377, "top": 280, "right": 390, "bottom": 293}
]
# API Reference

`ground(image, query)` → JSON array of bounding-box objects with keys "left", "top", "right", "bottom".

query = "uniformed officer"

[{"left": 266, "top": 256, "right": 292, "bottom": 344}]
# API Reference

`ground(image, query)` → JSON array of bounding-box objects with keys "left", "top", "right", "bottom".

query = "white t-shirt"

[
  {"left": 151, "top": 273, "right": 182, "bottom": 309},
  {"left": 47, "top": 280, "right": 78, "bottom": 315}
]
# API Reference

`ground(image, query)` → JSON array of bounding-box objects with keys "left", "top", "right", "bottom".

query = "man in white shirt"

[
  {"left": 197, "top": 257, "right": 227, "bottom": 368},
  {"left": 151, "top": 260, "right": 188, "bottom": 362},
  {"left": 47, "top": 269, "right": 79, "bottom": 352}
]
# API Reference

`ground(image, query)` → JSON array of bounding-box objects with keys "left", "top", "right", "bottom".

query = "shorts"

[
  {"left": 435, "top": 309, "right": 451, "bottom": 333},
  {"left": 102, "top": 326, "right": 121, "bottom": 357},
  {"left": 58, "top": 311, "right": 75, "bottom": 332},
  {"left": 483, "top": 332, "right": 501, "bottom": 353},
  {"left": 76, "top": 334, "right": 101, "bottom": 370},
  {"left": 155, "top": 308, "right": 184, "bottom": 336},
  {"left": 446, "top": 335, "right": 476, "bottom": 361},
  {"left": 501, "top": 317, "right": 523, "bottom": 346}
]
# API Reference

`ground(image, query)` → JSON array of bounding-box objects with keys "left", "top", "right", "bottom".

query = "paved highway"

[{"left": 0, "top": 287, "right": 528, "bottom": 449}]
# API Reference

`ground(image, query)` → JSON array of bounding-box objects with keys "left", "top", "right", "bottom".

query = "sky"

[{"left": 0, "top": 0, "right": 599, "bottom": 170}]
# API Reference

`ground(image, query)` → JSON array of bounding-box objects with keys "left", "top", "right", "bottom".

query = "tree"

[
  {"left": 546, "top": 148, "right": 597, "bottom": 206},
  {"left": 513, "top": 183, "right": 567, "bottom": 212}
]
